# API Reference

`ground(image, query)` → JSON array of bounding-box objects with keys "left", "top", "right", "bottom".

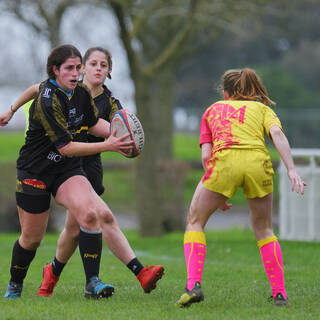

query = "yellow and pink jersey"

[{"left": 199, "top": 100, "right": 282, "bottom": 153}]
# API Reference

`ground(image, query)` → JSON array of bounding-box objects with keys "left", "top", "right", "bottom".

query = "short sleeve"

[
  {"left": 199, "top": 109, "right": 212, "bottom": 147},
  {"left": 33, "top": 88, "right": 72, "bottom": 149},
  {"left": 108, "top": 96, "right": 123, "bottom": 122},
  {"left": 263, "top": 106, "right": 283, "bottom": 138}
]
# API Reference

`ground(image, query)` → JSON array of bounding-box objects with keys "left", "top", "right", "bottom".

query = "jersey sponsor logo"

[
  {"left": 69, "top": 108, "right": 76, "bottom": 117},
  {"left": 47, "top": 151, "right": 62, "bottom": 162},
  {"left": 43, "top": 88, "right": 52, "bottom": 98},
  {"left": 22, "top": 179, "right": 46, "bottom": 190},
  {"left": 74, "top": 114, "right": 84, "bottom": 124},
  {"left": 207, "top": 103, "right": 246, "bottom": 148},
  {"left": 66, "top": 112, "right": 84, "bottom": 133}
]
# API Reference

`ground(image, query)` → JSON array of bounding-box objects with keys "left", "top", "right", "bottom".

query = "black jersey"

[
  {"left": 87, "top": 84, "right": 123, "bottom": 144},
  {"left": 17, "top": 80, "right": 99, "bottom": 174},
  {"left": 81, "top": 85, "right": 123, "bottom": 194}
]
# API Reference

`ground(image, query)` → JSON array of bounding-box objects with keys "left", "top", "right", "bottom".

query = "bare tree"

[
  {"left": 3, "top": 0, "right": 294, "bottom": 236},
  {"left": 2, "top": 0, "right": 85, "bottom": 47},
  {"left": 99, "top": 0, "right": 285, "bottom": 236}
]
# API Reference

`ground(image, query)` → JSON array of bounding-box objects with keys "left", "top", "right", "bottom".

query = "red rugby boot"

[
  {"left": 137, "top": 265, "right": 164, "bottom": 293},
  {"left": 37, "top": 263, "right": 60, "bottom": 297}
]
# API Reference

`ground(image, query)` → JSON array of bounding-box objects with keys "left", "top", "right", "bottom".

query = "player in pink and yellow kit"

[{"left": 176, "top": 68, "right": 306, "bottom": 308}]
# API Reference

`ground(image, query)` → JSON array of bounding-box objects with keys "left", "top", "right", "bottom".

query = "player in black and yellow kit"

[{"left": 2, "top": 45, "right": 164, "bottom": 299}]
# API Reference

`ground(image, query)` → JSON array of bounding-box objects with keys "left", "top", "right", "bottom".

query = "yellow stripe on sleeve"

[{"left": 75, "top": 126, "right": 88, "bottom": 134}]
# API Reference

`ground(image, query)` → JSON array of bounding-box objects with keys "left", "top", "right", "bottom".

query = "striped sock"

[{"left": 258, "top": 236, "right": 287, "bottom": 299}]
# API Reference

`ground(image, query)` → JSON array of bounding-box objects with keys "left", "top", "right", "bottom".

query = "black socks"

[
  {"left": 127, "top": 257, "right": 144, "bottom": 276},
  {"left": 51, "top": 256, "right": 66, "bottom": 277},
  {"left": 78, "top": 228, "right": 102, "bottom": 283},
  {"left": 10, "top": 240, "right": 36, "bottom": 284}
]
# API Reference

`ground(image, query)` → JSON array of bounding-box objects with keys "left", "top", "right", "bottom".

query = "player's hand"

[
  {"left": 0, "top": 109, "right": 14, "bottom": 126},
  {"left": 219, "top": 202, "right": 232, "bottom": 211},
  {"left": 287, "top": 169, "right": 306, "bottom": 195},
  {"left": 105, "top": 128, "right": 133, "bottom": 155}
]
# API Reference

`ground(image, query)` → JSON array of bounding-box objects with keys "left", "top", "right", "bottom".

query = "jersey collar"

[{"left": 49, "top": 79, "right": 73, "bottom": 98}]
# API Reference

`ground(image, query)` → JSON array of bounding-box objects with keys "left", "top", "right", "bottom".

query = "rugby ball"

[{"left": 110, "top": 109, "right": 144, "bottom": 158}]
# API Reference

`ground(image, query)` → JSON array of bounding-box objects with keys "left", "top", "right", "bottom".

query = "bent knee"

[
  {"left": 186, "top": 214, "right": 199, "bottom": 226},
  {"left": 20, "top": 236, "right": 42, "bottom": 250},
  {"left": 78, "top": 208, "right": 98, "bottom": 229},
  {"left": 98, "top": 207, "right": 115, "bottom": 225}
]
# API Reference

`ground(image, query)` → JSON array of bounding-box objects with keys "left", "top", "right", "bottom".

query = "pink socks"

[
  {"left": 258, "top": 236, "right": 287, "bottom": 299},
  {"left": 184, "top": 232, "right": 286, "bottom": 297},
  {"left": 184, "top": 231, "right": 206, "bottom": 291}
]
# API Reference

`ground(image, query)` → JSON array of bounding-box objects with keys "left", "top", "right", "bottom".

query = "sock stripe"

[
  {"left": 257, "top": 235, "right": 277, "bottom": 248},
  {"left": 186, "top": 242, "right": 194, "bottom": 273},
  {"left": 80, "top": 227, "right": 102, "bottom": 234},
  {"left": 184, "top": 231, "right": 206, "bottom": 245},
  {"left": 273, "top": 242, "right": 284, "bottom": 272}
]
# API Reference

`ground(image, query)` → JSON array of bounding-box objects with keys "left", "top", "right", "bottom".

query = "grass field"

[
  {"left": 0, "top": 131, "right": 280, "bottom": 207},
  {"left": 0, "top": 230, "right": 319, "bottom": 320},
  {"left": 0, "top": 131, "right": 280, "bottom": 163}
]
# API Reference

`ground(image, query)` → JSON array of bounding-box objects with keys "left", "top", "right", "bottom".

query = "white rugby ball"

[{"left": 110, "top": 109, "right": 145, "bottom": 158}]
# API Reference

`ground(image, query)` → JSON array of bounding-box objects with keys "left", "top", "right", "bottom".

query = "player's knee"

[
  {"left": 186, "top": 214, "right": 198, "bottom": 226},
  {"left": 98, "top": 207, "right": 114, "bottom": 225},
  {"left": 20, "top": 236, "right": 42, "bottom": 250},
  {"left": 79, "top": 207, "right": 98, "bottom": 229}
]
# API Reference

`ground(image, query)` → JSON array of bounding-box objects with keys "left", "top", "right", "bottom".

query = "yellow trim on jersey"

[
  {"left": 75, "top": 126, "right": 89, "bottom": 134},
  {"left": 57, "top": 87, "right": 74, "bottom": 100},
  {"left": 23, "top": 100, "right": 33, "bottom": 134},
  {"left": 257, "top": 235, "right": 278, "bottom": 248},
  {"left": 184, "top": 231, "right": 206, "bottom": 245}
]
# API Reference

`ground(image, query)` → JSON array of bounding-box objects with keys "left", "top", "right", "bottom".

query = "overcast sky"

[
  {"left": 0, "top": 4, "right": 135, "bottom": 129},
  {"left": 0, "top": 4, "right": 197, "bottom": 131}
]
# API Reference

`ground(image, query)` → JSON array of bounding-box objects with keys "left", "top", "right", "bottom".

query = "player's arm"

[
  {"left": 58, "top": 129, "right": 133, "bottom": 157},
  {"left": 269, "top": 125, "right": 306, "bottom": 194},
  {"left": 0, "top": 83, "right": 40, "bottom": 126},
  {"left": 201, "top": 142, "right": 212, "bottom": 170},
  {"left": 88, "top": 118, "right": 110, "bottom": 138}
]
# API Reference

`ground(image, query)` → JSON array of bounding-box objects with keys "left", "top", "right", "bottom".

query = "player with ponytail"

[{"left": 176, "top": 68, "right": 305, "bottom": 308}]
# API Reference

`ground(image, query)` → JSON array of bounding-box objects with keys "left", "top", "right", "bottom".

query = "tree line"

[{"left": 1, "top": 0, "right": 319, "bottom": 235}]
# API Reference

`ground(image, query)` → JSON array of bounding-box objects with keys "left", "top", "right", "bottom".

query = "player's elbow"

[
  {"left": 269, "top": 126, "right": 283, "bottom": 140},
  {"left": 57, "top": 142, "right": 73, "bottom": 157}
]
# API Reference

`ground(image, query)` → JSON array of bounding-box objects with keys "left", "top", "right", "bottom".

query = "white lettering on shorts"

[{"left": 47, "top": 151, "right": 62, "bottom": 163}]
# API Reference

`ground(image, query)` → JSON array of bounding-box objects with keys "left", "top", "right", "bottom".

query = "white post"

[{"left": 279, "top": 148, "right": 320, "bottom": 242}]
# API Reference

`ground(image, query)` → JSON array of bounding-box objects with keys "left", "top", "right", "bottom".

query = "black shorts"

[
  {"left": 16, "top": 167, "right": 86, "bottom": 214},
  {"left": 81, "top": 155, "right": 105, "bottom": 196}
]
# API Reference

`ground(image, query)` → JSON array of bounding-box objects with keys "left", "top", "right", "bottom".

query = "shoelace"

[
  {"left": 90, "top": 277, "right": 103, "bottom": 286},
  {"left": 144, "top": 265, "right": 155, "bottom": 270}
]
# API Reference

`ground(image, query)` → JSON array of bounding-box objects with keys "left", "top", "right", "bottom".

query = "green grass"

[
  {"left": 0, "top": 230, "right": 319, "bottom": 319},
  {"left": 0, "top": 131, "right": 280, "bottom": 207},
  {"left": 0, "top": 131, "right": 279, "bottom": 163},
  {"left": 0, "top": 131, "right": 25, "bottom": 163}
]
